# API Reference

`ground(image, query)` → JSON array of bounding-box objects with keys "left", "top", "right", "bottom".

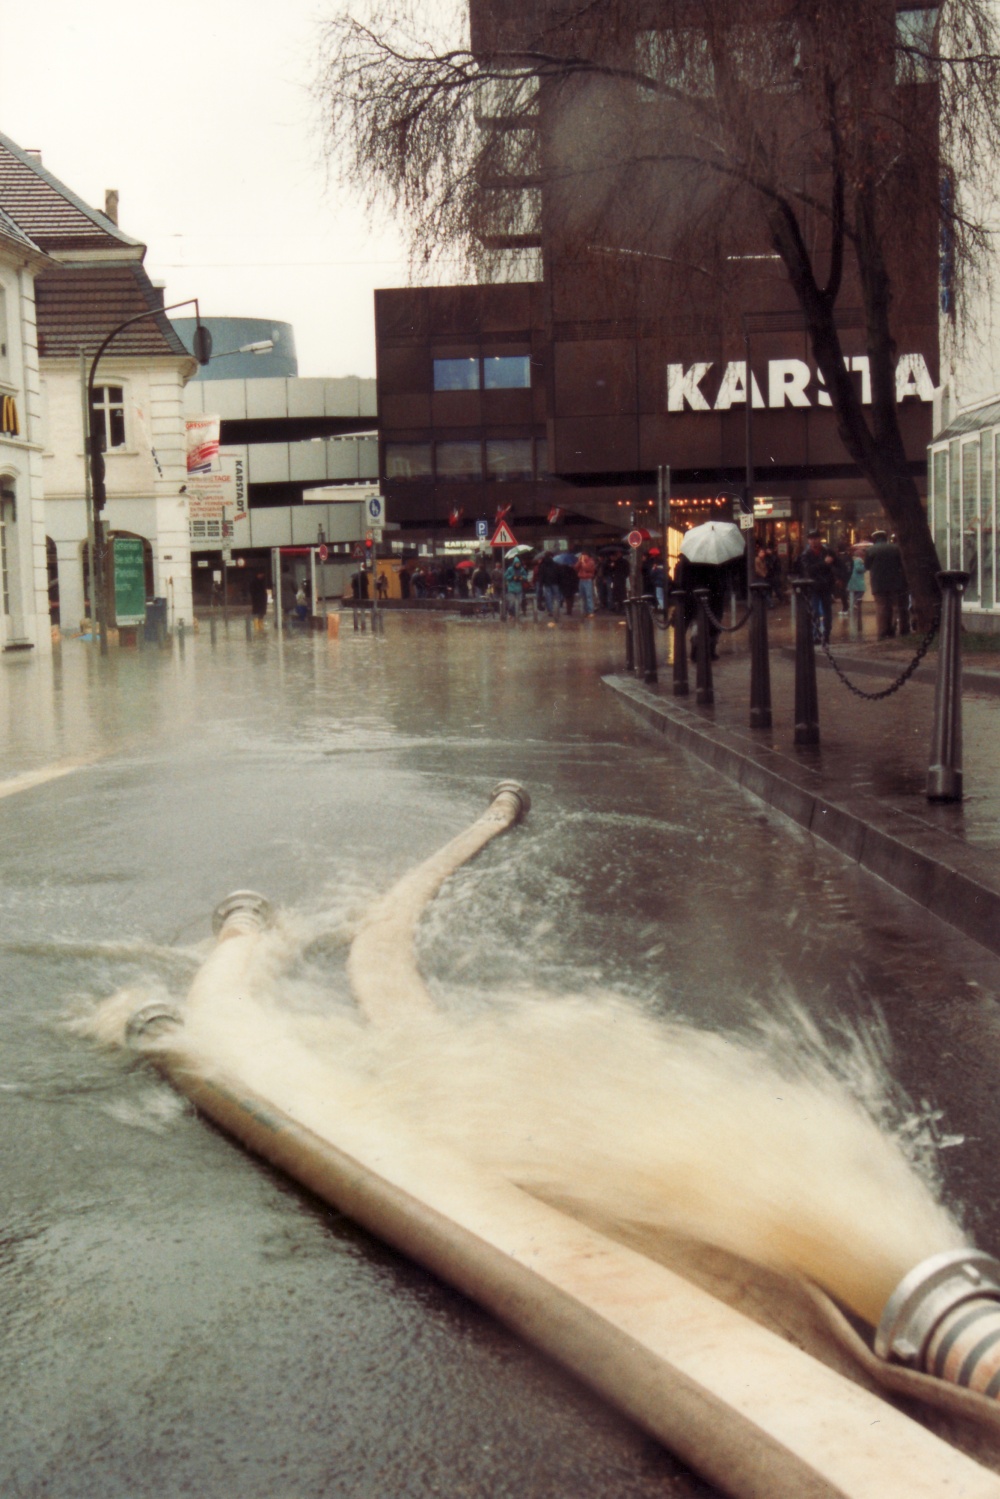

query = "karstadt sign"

[{"left": 667, "top": 354, "right": 934, "bottom": 412}]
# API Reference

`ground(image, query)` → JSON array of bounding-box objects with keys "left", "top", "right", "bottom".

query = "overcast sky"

[{"left": 0, "top": 0, "right": 425, "bottom": 377}]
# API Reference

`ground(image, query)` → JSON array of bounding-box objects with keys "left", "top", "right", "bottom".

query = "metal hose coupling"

[
  {"left": 489, "top": 779, "right": 531, "bottom": 823},
  {"left": 876, "top": 1248, "right": 1000, "bottom": 1398},
  {"left": 211, "top": 890, "right": 273, "bottom": 939},
  {"left": 125, "top": 1001, "right": 184, "bottom": 1048}
]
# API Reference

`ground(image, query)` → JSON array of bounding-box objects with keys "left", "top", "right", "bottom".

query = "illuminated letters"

[{"left": 667, "top": 362, "right": 712, "bottom": 411}]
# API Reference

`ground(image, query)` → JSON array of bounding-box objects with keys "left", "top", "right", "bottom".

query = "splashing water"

[{"left": 84, "top": 919, "right": 967, "bottom": 1329}]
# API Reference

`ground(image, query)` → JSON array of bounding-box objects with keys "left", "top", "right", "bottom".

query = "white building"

[
  {"left": 0, "top": 204, "right": 50, "bottom": 653},
  {"left": 0, "top": 132, "right": 197, "bottom": 634}
]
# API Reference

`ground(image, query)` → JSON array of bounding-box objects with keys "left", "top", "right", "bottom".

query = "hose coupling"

[
  {"left": 125, "top": 1001, "right": 183, "bottom": 1047},
  {"left": 489, "top": 779, "right": 531, "bottom": 822},
  {"left": 211, "top": 890, "right": 273, "bottom": 938},
  {"left": 876, "top": 1248, "right": 1000, "bottom": 1397}
]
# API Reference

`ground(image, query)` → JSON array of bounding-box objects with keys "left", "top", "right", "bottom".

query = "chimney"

[
  {"left": 24, "top": 149, "right": 42, "bottom": 164},
  {"left": 104, "top": 189, "right": 119, "bottom": 226}
]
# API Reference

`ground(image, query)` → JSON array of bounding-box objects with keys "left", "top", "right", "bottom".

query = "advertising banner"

[
  {"left": 186, "top": 414, "right": 221, "bottom": 475},
  {"left": 113, "top": 537, "right": 146, "bottom": 626},
  {"left": 187, "top": 451, "right": 247, "bottom": 547}
]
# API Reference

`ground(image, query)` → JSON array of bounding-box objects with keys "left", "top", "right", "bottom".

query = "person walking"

[
  {"left": 504, "top": 555, "right": 528, "bottom": 618},
  {"left": 249, "top": 570, "right": 269, "bottom": 632},
  {"left": 575, "top": 550, "right": 598, "bottom": 616},
  {"left": 536, "top": 550, "right": 561, "bottom": 625},
  {"left": 794, "top": 530, "right": 837, "bottom": 644},
  {"left": 673, "top": 553, "right": 725, "bottom": 661},
  {"left": 846, "top": 552, "right": 867, "bottom": 634},
  {"left": 865, "top": 529, "right": 910, "bottom": 639}
]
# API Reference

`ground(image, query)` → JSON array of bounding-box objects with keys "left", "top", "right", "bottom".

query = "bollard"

[
  {"left": 210, "top": 616, "right": 217, "bottom": 646},
  {"left": 624, "top": 598, "right": 636, "bottom": 672},
  {"left": 749, "top": 582, "right": 772, "bottom": 730},
  {"left": 791, "top": 579, "right": 819, "bottom": 745},
  {"left": 692, "top": 589, "right": 714, "bottom": 705},
  {"left": 927, "top": 570, "right": 969, "bottom": 802},
  {"left": 640, "top": 594, "right": 658, "bottom": 684},
  {"left": 670, "top": 590, "right": 689, "bottom": 697}
]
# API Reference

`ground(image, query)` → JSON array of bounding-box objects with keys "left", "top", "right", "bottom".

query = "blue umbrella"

[{"left": 553, "top": 552, "right": 578, "bottom": 565}]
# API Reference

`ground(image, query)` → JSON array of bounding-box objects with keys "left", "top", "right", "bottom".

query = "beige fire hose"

[
  {"left": 112, "top": 788, "right": 1000, "bottom": 1495},
  {"left": 346, "top": 779, "right": 530, "bottom": 1025}
]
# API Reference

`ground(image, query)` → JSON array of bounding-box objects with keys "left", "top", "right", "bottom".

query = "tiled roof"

[
  {"left": 35, "top": 263, "right": 191, "bottom": 360},
  {"left": 0, "top": 130, "right": 143, "bottom": 254},
  {"left": 0, "top": 202, "right": 42, "bottom": 256}
]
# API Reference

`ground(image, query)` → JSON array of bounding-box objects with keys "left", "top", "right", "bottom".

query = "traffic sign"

[
  {"left": 490, "top": 520, "right": 519, "bottom": 548},
  {"left": 352, "top": 543, "right": 365, "bottom": 560},
  {"left": 367, "top": 496, "right": 383, "bottom": 522},
  {"left": 627, "top": 529, "right": 645, "bottom": 549},
  {"left": 318, "top": 543, "right": 329, "bottom": 562},
  {"left": 476, "top": 519, "right": 488, "bottom": 541}
]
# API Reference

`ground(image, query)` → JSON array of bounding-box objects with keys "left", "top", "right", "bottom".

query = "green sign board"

[{"left": 113, "top": 537, "right": 146, "bottom": 626}]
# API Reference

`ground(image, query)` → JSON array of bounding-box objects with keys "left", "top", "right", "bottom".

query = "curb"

[{"left": 604, "top": 674, "right": 1000, "bottom": 960}]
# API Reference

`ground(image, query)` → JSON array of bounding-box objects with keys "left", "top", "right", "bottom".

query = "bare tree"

[{"left": 317, "top": 0, "right": 1000, "bottom": 627}]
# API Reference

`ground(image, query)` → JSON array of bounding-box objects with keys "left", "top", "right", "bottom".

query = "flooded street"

[{"left": 3, "top": 614, "right": 1000, "bottom": 1499}]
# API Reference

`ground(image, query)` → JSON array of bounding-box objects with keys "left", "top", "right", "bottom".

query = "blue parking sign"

[{"left": 475, "top": 519, "right": 488, "bottom": 540}]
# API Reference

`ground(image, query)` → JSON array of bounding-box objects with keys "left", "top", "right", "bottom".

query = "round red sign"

[{"left": 627, "top": 530, "right": 644, "bottom": 549}]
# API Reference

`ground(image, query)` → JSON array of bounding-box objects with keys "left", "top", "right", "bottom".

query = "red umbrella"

[
  {"left": 647, "top": 546, "right": 662, "bottom": 558},
  {"left": 455, "top": 558, "right": 476, "bottom": 570}
]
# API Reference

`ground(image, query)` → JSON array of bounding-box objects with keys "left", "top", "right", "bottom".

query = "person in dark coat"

[
  {"left": 673, "top": 554, "right": 726, "bottom": 660},
  {"left": 610, "top": 553, "right": 629, "bottom": 612},
  {"left": 794, "top": 530, "right": 838, "bottom": 643},
  {"left": 249, "top": 570, "right": 269, "bottom": 631},
  {"left": 865, "top": 529, "right": 910, "bottom": 639}
]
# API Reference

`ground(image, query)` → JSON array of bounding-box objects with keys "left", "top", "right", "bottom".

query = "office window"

[
  {"left": 385, "top": 442, "right": 433, "bottom": 479},
  {"left": 436, "top": 440, "right": 482, "bottom": 480},
  {"left": 433, "top": 357, "right": 480, "bottom": 391},
  {"left": 91, "top": 385, "right": 126, "bottom": 450},
  {"left": 485, "top": 437, "right": 533, "bottom": 481},
  {"left": 483, "top": 355, "right": 532, "bottom": 390}
]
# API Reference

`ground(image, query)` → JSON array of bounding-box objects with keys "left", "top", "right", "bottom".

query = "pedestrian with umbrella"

[{"left": 674, "top": 521, "right": 745, "bottom": 660}]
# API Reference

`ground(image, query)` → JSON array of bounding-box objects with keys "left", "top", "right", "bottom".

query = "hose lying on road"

[{"left": 346, "top": 779, "right": 530, "bottom": 1026}]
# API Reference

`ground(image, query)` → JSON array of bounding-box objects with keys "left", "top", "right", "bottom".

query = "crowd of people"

[
  {"left": 397, "top": 548, "right": 640, "bottom": 621},
  {"left": 787, "top": 528, "right": 910, "bottom": 644}
]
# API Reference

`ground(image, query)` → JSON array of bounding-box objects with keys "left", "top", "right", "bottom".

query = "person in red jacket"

[{"left": 575, "top": 550, "right": 598, "bottom": 616}]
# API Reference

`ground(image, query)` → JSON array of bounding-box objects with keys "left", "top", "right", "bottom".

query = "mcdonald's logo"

[{"left": 0, "top": 396, "right": 19, "bottom": 437}]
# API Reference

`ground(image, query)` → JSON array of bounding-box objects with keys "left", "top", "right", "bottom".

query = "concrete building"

[
  {"left": 0, "top": 203, "right": 49, "bottom": 653},
  {"left": 176, "top": 321, "right": 378, "bottom": 606},
  {"left": 0, "top": 131, "right": 197, "bottom": 634}
]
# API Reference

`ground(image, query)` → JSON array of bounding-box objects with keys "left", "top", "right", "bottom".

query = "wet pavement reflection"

[{"left": 2, "top": 613, "right": 999, "bottom": 1498}]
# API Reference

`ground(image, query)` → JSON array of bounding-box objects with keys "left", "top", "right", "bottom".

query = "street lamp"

[
  {"left": 207, "top": 339, "right": 275, "bottom": 360},
  {"left": 86, "top": 299, "right": 212, "bottom": 655}
]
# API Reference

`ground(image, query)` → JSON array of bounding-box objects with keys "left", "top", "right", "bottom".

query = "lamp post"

[{"left": 86, "top": 298, "right": 213, "bottom": 656}]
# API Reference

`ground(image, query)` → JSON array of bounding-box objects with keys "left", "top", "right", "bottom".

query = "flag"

[
  {"left": 448, "top": 505, "right": 464, "bottom": 528},
  {"left": 547, "top": 506, "right": 563, "bottom": 524},
  {"left": 495, "top": 501, "right": 512, "bottom": 522}
]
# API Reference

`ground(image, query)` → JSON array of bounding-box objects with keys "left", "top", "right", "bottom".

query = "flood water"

[{"left": 3, "top": 613, "right": 1000, "bottom": 1499}]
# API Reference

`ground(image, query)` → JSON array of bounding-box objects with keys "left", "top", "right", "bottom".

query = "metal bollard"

[
  {"left": 623, "top": 598, "right": 635, "bottom": 672},
  {"left": 927, "top": 570, "right": 969, "bottom": 801},
  {"left": 670, "top": 590, "right": 689, "bottom": 697},
  {"left": 640, "top": 594, "right": 658, "bottom": 684},
  {"left": 791, "top": 579, "right": 819, "bottom": 745},
  {"left": 692, "top": 589, "right": 714, "bottom": 705},
  {"left": 210, "top": 616, "right": 217, "bottom": 646},
  {"left": 749, "top": 582, "right": 772, "bottom": 729}
]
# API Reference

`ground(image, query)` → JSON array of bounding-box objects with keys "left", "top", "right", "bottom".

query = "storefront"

[{"left": 929, "top": 401, "right": 1000, "bottom": 626}]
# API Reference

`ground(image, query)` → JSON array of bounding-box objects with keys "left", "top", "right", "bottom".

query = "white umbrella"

[{"left": 679, "top": 520, "right": 746, "bottom": 566}]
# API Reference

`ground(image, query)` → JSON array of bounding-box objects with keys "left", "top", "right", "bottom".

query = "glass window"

[
  {"left": 433, "top": 358, "right": 479, "bottom": 392},
  {"left": 436, "top": 441, "right": 482, "bottom": 480},
  {"left": 983, "top": 430, "right": 995, "bottom": 609},
  {"left": 949, "top": 438, "right": 960, "bottom": 572},
  {"left": 483, "top": 355, "right": 532, "bottom": 390},
  {"left": 91, "top": 385, "right": 126, "bottom": 451},
  {"left": 932, "top": 446, "right": 948, "bottom": 576},
  {"left": 896, "top": 9, "right": 938, "bottom": 81},
  {"left": 962, "top": 439, "right": 980, "bottom": 602},
  {"left": 385, "top": 442, "right": 433, "bottom": 480},
  {"left": 0, "top": 286, "right": 8, "bottom": 380},
  {"left": 485, "top": 438, "right": 533, "bottom": 481}
]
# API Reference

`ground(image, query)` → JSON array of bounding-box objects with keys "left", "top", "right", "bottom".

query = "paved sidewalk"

[{"left": 604, "top": 611, "right": 1000, "bottom": 959}]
